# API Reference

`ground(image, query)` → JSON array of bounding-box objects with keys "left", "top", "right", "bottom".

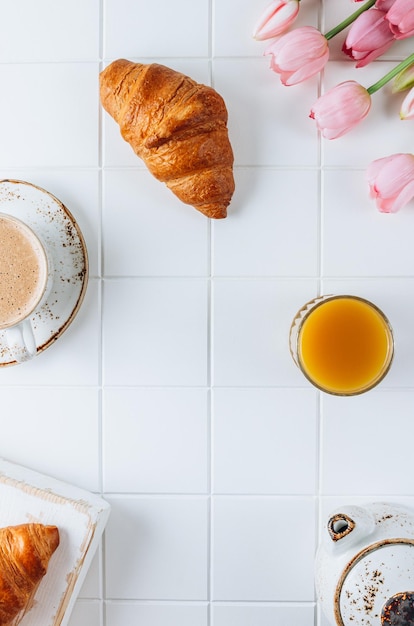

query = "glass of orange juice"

[{"left": 289, "top": 295, "right": 394, "bottom": 395}]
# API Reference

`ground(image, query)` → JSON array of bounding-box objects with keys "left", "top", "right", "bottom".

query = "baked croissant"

[
  {"left": 99, "top": 59, "right": 235, "bottom": 219},
  {"left": 0, "top": 523, "right": 59, "bottom": 626}
]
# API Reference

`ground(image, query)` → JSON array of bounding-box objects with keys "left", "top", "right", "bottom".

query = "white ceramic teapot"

[{"left": 315, "top": 502, "right": 414, "bottom": 626}]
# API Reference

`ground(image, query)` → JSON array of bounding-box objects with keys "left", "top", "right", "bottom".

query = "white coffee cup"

[{"left": 0, "top": 213, "right": 52, "bottom": 363}]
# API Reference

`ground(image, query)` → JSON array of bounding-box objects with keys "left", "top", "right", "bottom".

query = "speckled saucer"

[{"left": 0, "top": 180, "right": 88, "bottom": 366}]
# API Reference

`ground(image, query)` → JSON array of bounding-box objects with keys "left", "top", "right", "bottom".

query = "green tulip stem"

[
  {"left": 367, "top": 53, "right": 414, "bottom": 94},
  {"left": 324, "top": 0, "right": 376, "bottom": 41}
]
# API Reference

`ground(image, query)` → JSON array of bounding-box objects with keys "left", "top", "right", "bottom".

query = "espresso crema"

[{"left": 0, "top": 215, "right": 47, "bottom": 328}]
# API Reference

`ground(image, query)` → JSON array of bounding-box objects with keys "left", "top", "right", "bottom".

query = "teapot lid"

[{"left": 336, "top": 539, "right": 414, "bottom": 626}]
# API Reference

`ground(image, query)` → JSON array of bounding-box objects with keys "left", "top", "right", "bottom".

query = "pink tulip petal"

[
  {"left": 284, "top": 50, "right": 329, "bottom": 85},
  {"left": 367, "top": 153, "right": 414, "bottom": 212},
  {"left": 372, "top": 156, "right": 414, "bottom": 196},
  {"left": 400, "top": 88, "right": 414, "bottom": 120},
  {"left": 387, "top": 0, "right": 414, "bottom": 38},
  {"left": 345, "top": 9, "right": 388, "bottom": 49},
  {"left": 310, "top": 81, "right": 371, "bottom": 139},
  {"left": 264, "top": 26, "right": 329, "bottom": 85},
  {"left": 354, "top": 40, "right": 394, "bottom": 67},
  {"left": 253, "top": 0, "right": 299, "bottom": 40},
  {"left": 376, "top": 0, "right": 395, "bottom": 9},
  {"left": 388, "top": 179, "right": 414, "bottom": 212}
]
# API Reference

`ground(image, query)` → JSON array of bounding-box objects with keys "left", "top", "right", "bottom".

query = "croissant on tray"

[
  {"left": 0, "top": 523, "right": 59, "bottom": 626},
  {"left": 99, "top": 59, "right": 235, "bottom": 219}
]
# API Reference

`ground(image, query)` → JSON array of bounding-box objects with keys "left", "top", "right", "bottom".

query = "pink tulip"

[
  {"left": 342, "top": 8, "right": 395, "bottom": 67},
  {"left": 253, "top": 0, "right": 300, "bottom": 40},
  {"left": 386, "top": 0, "right": 414, "bottom": 39},
  {"left": 264, "top": 26, "right": 329, "bottom": 86},
  {"left": 309, "top": 80, "right": 371, "bottom": 139},
  {"left": 367, "top": 153, "right": 414, "bottom": 212},
  {"left": 400, "top": 86, "right": 414, "bottom": 119},
  {"left": 375, "top": 0, "right": 395, "bottom": 10}
]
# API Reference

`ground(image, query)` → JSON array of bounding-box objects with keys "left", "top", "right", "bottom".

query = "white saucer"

[{"left": 0, "top": 180, "right": 88, "bottom": 366}]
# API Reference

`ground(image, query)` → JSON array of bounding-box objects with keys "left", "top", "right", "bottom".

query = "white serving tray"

[{"left": 0, "top": 458, "right": 110, "bottom": 626}]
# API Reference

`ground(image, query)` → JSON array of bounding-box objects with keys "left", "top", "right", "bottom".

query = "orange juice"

[{"left": 294, "top": 296, "right": 393, "bottom": 395}]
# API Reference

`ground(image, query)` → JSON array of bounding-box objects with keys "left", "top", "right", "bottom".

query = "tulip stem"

[
  {"left": 324, "top": 0, "right": 376, "bottom": 40},
  {"left": 367, "top": 54, "right": 414, "bottom": 94}
]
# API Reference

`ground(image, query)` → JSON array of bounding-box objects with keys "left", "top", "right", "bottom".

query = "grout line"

[{"left": 98, "top": 1, "right": 106, "bottom": 624}]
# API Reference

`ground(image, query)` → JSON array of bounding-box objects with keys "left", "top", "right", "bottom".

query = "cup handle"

[{"left": 5, "top": 319, "right": 37, "bottom": 363}]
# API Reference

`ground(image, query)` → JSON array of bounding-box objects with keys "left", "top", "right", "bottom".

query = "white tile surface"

[
  {"left": 321, "top": 390, "right": 414, "bottom": 495},
  {"left": 103, "top": 278, "right": 208, "bottom": 386},
  {"left": 213, "top": 168, "right": 319, "bottom": 276},
  {"left": 105, "top": 603, "right": 208, "bottom": 626},
  {"left": 67, "top": 601, "right": 101, "bottom": 626},
  {"left": 212, "top": 496, "right": 316, "bottom": 600},
  {"left": 0, "top": 387, "right": 100, "bottom": 491},
  {"left": 103, "top": 388, "right": 208, "bottom": 493},
  {"left": 103, "top": 0, "right": 209, "bottom": 59},
  {"left": 0, "top": 64, "right": 99, "bottom": 168},
  {"left": 103, "top": 169, "right": 208, "bottom": 276},
  {"left": 0, "top": 0, "right": 100, "bottom": 62},
  {"left": 212, "top": 278, "right": 318, "bottom": 386},
  {"left": 213, "top": 58, "right": 319, "bottom": 167},
  {"left": 105, "top": 496, "right": 208, "bottom": 600},
  {"left": 1, "top": 2, "right": 414, "bottom": 625},
  {"left": 322, "top": 170, "right": 414, "bottom": 276},
  {"left": 213, "top": 388, "right": 318, "bottom": 494},
  {"left": 211, "top": 604, "right": 316, "bottom": 626}
]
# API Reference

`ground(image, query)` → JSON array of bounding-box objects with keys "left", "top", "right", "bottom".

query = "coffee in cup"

[{"left": 0, "top": 213, "right": 50, "bottom": 362}]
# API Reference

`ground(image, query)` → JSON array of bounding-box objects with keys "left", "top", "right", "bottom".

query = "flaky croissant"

[
  {"left": 0, "top": 523, "right": 59, "bottom": 626},
  {"left": 100, "top": 59, "right": 235, "bottom": 219}
]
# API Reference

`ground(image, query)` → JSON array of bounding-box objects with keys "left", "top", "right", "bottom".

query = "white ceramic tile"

[
  {"left": 103, "top": 388, "right": 208, "bottom": 493},
  {"left": 0, "top": 64, "right": 99, "bottom": 168},
  {"left": 322, "top": 169, "right": 414, "bottom": 277},
  {"left": 105, "top": 496, "right": 208, "bottom": 600},
  {"left": 213, "top": 168, "right": 319, "bottom": 276},
  {"left": 212, "top": 603, "right": 316, "bottom": 626},
  {"left": 0, "top": 169, "right": 100, "bottom": 277},
  {"left": 321, "top": 277, "right": 414, "bottom": 388},
  {"left": 102, "top": 169, "right": 208, "bottom": 277},
  {"left": 213, "top": 388, "right": 318, "bottom": 494},
  {"left": 101, "top": 60, "right": 210, "bottom": 168},
  {"left": 212, "top": 278, "right": 319, "bottom": 387},
  {"left": 0, "top": 279, "right": 100, "bottom": 385},
  {"left": 105, "top": 602, "right": 208, "bottom": 626},
  {"left": 67, "top": 601, "right": 101, "bottom": 626},
  {"left": 0, "top": 0, "right": 99, "bottom": 62},
  {"left": 103, "top": 0, "right": 209, "bottom": 58},
  {"left": 212, "top": 496, "right": 316, "bottom": 601},
  {"left": 0, "top": 387, "right": 100, "bottom": 492},
  {"left": 213, "top": 0, "right": 266, "bottom": 57},
  {"left": 213, "top": 58, "right": 319, "bottom": 167},
  {"left": 321, "top": 390, "right": 414, "bottom": 495},
  {"left": 78, "top": 550, "right": 101, "bottom": 599},
  {"left": 321, "top": 62, "right": 413, "bottom": 168},
  {"left": 103, "top": 278, "right": 207, "bottom": 386},
  {"left": 214, "top": 0, "right": 319, "bottom": 57}
]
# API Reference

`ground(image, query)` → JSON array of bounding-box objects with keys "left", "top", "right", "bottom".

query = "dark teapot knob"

[
  {"left": 327, "top": 513, "right": 356, "bottom": 542},
  {"left": 382, "top": 592, "right": 414, "bottom": 625}
]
